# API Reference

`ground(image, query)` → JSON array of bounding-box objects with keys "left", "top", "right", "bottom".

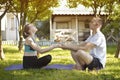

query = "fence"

[
  {"left": 2, "top": 41, "right": 57, "bottom": 46},
  {"left": 2, "top": 40, "right": 117, "bottom": 46},
  {"left": 2, "top": 41, "right": 18, "bottom": 46}
]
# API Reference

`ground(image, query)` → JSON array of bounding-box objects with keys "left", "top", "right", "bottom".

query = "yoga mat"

[
  {"left": 44, "top": 64, "right": 73, "bottom": 70},
  {"left": 5, "top": 64, "right": 23, "bottom": 71},
  {"left": 5, "top": 64, "right": 74, "bottom": 71}
]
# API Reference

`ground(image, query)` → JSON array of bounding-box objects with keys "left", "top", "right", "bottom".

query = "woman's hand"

[
  {"left": 51, "top": 43, "right": 69, "bottom": 50},
  {"left": 51, "top": 44, "right": 61, "bottom": 48},
  {"left": 58, "top": 43, "right": 68, "bottom": 50}
]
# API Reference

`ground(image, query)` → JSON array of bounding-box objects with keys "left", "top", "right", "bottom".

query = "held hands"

[
  {"left": 51, "top": 44, "right": 61, "bottom": 48},
  {"left": 59, "top": 43, "right": 68, "bottom": 50},
  {"left": 51, "top": 43, "right": 67, "bottom": 49}
]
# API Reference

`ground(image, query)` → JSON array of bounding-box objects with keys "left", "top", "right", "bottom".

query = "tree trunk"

[
  {"left": 0, "top": 19, "right": 5, "bottom": 60},
  {"left": 18, "top": 14, "right": 26, "bottom": 51},
  {"left": 18, "top": 25, "right": 23, "bottom": 52},
  {"left": 115, "top": 39, "right": 120, "bottom": 58},
  {"left": 18, "top": 0, "right": 28, "bottom": 51}
]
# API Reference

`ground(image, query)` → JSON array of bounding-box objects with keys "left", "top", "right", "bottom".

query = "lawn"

[{"left": 0, "top": 45, "right": 120, "bottom": 80}]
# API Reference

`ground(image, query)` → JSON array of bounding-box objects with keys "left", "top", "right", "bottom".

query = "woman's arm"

[
  {"left": 26, "top": 39, "right": 59, "bottom": 54},
  {"left": 38, "top": 44, "right": 58, "bottom": 53}
]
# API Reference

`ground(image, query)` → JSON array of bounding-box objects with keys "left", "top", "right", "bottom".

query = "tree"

[
  {"left": 0, "top": 0, "right": 12, "bottom": 60},
  {"left": 10, "top": 0, "right": 58, "bottom": 51},
  {"left": 102, "top": 1, "right": 120, "bottom": 58},
  {"left": 67, "top": 0, "right": 116, "bottom": 16},
  {"left": 109, "top": 4, "right": 120, "bottom": 58}
]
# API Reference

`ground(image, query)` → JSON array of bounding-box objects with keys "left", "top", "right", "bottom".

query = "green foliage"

[
  {"left": 102, "top": 21, "right": 120, "bottom": 38},
  {"left": 67, "top": 0, "right": 79, "bottom": 8},
  {"left": 27, "top": 0, "right": 59, "bottom": 22},
  {"left": 102, "top": 3, "right": 120, "bottom": 37},
  {"left": 110, "top": 4, "right": 120, "bottom": 21},
  {"left": 0, "top": 45, "right": 120, "bottom": 80},
  {"left": 67, "top": 0, "right": 117, "bottom": 15},
  {"left": 10, "top": 0, "right": 59, "bottom": 23},
  {"left": 35, "top": 20, "right": 50, "bottom": 40},
  {"left": 0, "top": 0, "right": 8, "bottom": 4}
]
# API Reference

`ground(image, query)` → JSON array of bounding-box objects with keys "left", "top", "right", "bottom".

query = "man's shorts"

[{"left": 87, "top": 57, "right": 103, "bottom": 71}]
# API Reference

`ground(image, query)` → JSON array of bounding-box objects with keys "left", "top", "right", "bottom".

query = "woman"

[{"left": 23, "top": 24, "right": 58, "bottom": 69}]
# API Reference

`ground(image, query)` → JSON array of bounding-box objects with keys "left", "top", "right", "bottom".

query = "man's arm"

[
  {"left": 79, "top": 42, "right": 96, "bottom": 51},
  {"left": 60, "top": 42, "right": 96, "bottom": 51}
]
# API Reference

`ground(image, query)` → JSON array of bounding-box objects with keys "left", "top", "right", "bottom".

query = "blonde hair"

[{"left": 93, "top": 17, "right": 103, "bottom": 26}]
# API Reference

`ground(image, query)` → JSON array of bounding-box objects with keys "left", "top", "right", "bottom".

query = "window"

[
  {"left": 10, "top": 18, "right": 15, "bottom": 30},
  {"left": 56, "top": 22, "right": 68, "bottom": 29},
  {"left": 78, "top": 22, "right": 85, "bottom": 32},
  {"left": 85, "top": 20, "right": 90, "bottom": 28}
]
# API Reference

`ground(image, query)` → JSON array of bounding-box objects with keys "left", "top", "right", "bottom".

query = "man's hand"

[
  {"left": 58, "top": 43, "right": 68, "bottom": 50},
  {"left": 51, "top": 44, "right": 62, "bottom": 48}
]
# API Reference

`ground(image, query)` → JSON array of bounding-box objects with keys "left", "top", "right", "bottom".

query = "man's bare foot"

[{"left": 72, "top": 64, "right": 82, "bottom": 70}]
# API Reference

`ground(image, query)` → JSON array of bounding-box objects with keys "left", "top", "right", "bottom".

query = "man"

[{"left": 59, "top": 17, "right": 106, "bottom": 71}]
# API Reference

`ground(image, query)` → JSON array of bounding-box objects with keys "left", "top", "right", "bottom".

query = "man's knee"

[
  {"left": 76, "top": 50, "right": 85, "bottom": 55},
  {"left": 71, "top": 50, "right": 86, "bottom": 56}
]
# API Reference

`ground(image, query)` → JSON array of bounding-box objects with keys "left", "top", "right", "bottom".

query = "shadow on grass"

[
  {"left": 3, "top": 46, "right": 19, "bottom": 54},
  {"left": 107, "top": 45, "right": 117, "bottom": 55},
  {"left": 1, "top": 60, "right": 117, "bottom": 80},
  {"left": 2, "top": 68, "right": 116, "bottom": 80},
  {"left": 0, "top": 60, "right": 23, "bottom": 80},
  {"left": 99, "top": 74, "right": 115, "bottom": 80}
]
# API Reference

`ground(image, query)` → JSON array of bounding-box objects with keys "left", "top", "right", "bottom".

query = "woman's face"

[
  {"left": 31, "top": 26, "right": 38, "bottom": 33},
  {"left": 28, "top": 25, "right": 38, "bottom": 35}
]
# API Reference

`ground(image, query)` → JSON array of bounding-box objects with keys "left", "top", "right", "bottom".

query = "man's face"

[{"left": 89, "top": 18, "right": 99, "bottom": 30}]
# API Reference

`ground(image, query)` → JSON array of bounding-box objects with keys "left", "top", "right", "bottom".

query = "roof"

[
  {"left": 52, "top": 5, "right": 107, "bottom": 16},
  {"left": 53, "top": 9, "right": 94, "bottom": 15}
]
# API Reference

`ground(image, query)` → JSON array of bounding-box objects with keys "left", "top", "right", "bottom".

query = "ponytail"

[{"left": 23, "top": 24, "right": 30, "bottom": 39}]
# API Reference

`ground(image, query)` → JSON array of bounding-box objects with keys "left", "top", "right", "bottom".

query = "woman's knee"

[
  {"left": 38, "top": 54, "right": 52, "bottom": 66},
  {"left": 45, "top": 54, "right": 52, "bottom": 61}
]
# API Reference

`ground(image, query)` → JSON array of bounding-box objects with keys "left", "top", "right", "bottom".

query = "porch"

[{"left": 50, "top": 15, "right": 106, "bottom": 43}]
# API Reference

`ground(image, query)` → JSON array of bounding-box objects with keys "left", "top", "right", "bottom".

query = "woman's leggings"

[{"left": 23, "top": 54, "right": 52, "bottom": 69}]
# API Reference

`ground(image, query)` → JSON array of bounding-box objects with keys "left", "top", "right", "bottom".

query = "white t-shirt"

[{"left": 85, "top": 31, "right": 106, "bottom": 68}]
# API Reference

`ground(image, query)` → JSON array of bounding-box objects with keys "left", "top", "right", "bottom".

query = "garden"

[{"left": 0, "top": 45, "right": 120, "bottom": 80}]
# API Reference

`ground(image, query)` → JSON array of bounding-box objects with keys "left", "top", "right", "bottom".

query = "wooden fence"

[
  {"left": 2, "top": 41, "right": 18, "bottom": 46},
  {"left": 2, "top": 41, "right": 57, "bottom": 46},
  {"left": 2, "top": 40, "right": 117, "bottom": 46}
]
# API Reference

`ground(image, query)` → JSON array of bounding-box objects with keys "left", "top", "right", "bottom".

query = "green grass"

[{"left": 0, "top": 45, "right": 120, "bottom": 80}]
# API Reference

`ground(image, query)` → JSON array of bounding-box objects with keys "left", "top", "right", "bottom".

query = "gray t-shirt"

[{"left": 85, "top": 31, "right": 106, "bottom": 68}]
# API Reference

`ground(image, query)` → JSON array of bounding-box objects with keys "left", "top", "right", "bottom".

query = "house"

[
  {"left": 1, "top": 12, "right": 19, "bottom": 41},
  {"left": 50, "top": 6, "right": 107, "bottom": 43}
]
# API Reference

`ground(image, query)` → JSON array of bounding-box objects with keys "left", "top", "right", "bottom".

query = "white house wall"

[
  {"left": 6, "top": 13, "right": 16, "bottom": 40},
  {"left": 78, "top": 22, "right": 85, "bottom": 41},
  {"left": 1, "top": 13, "right": 19, "bottom": 41}
]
